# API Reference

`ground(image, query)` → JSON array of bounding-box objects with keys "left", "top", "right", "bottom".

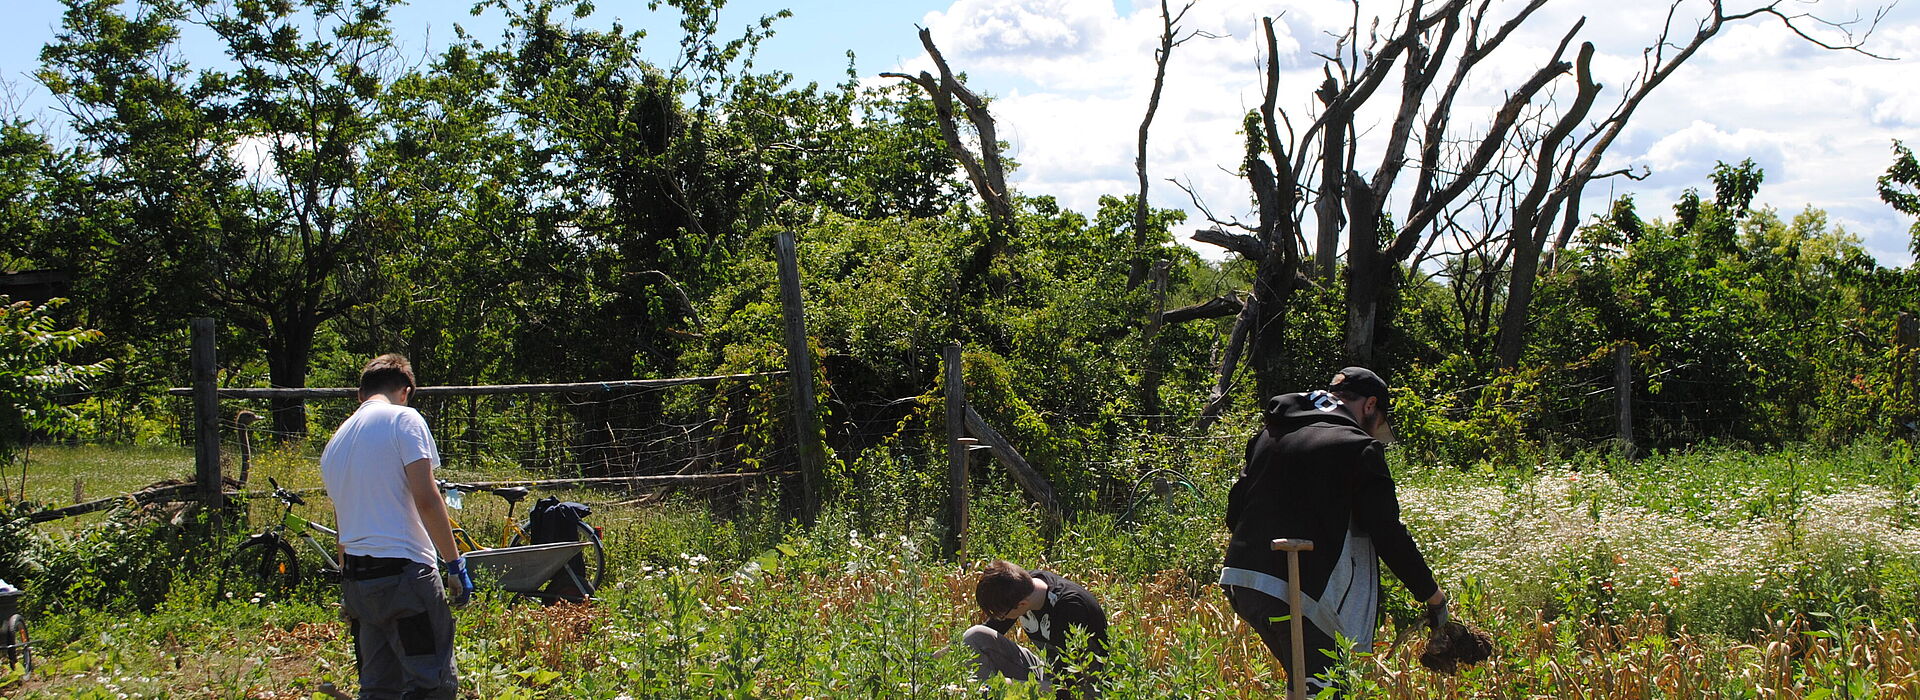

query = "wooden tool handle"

[{"left": 1271, "top": 538, "right": 1316, "bottom": 552}]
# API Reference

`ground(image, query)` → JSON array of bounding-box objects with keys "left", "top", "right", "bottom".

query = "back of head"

[
  {"left": 976, "top": 560, "right": 1032, "bottom": 616},
  {"left": 1328, "top": 366, "right": 1390, "bottom": 408},
  {"left": 359, "top": 353, "right": 416, "bottom": 397}
]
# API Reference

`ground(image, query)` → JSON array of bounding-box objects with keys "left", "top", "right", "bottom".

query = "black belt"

[{"left": 342, "top": 555, "right": 413, "bottom": 581}]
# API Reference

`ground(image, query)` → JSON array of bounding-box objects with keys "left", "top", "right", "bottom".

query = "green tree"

[
  {"left": 38, "top": 0, "right": 422, "bottom": 437},
  {"left": 1528, "top": 162, "right": 1890, "bottom": 446},
  {"left": 1880, "top": 140, "right": 1920, "bottom": 260}
]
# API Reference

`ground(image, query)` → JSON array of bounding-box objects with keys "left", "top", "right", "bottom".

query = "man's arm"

[
  {"left": 403, "top": 458, "right": 461, "bottom": 564},
  {"left": 1349, "top": 443, "right": 1442, "bottom": 604}
]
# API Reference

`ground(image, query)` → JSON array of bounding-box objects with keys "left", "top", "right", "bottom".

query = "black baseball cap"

[{"left": 1328, "top": 367, "right": 1390, "bottom": 407}]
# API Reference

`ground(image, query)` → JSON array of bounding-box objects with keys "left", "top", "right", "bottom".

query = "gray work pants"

[
  {"left": 1225, "top": 585, "right": 1338, "bottom": 694},
  {"left": 963, "top": 625, "right": 1050, "bottom": 692},
  {"left": 342, "top": 561, "right": 457, "bottom": 700}
]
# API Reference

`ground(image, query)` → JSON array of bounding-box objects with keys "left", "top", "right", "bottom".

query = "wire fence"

[{"left": 202, "top": 373, "right": 798, "bottom": 483}]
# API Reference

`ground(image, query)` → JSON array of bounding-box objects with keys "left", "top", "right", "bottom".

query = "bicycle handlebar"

[{"left": 267, "top": 476, "right": 306, "bottom": 506}]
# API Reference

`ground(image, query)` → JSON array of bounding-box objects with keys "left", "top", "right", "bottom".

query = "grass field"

[
  {"left": 3, "top": 441, "right": 1919, "bottom": 697},
  {"left": 0, "top": 445, "right": 194, "bottom": 510}
]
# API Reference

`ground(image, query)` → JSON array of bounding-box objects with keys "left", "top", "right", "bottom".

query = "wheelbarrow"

[
  {"left": 463, "top": 541, "right": 595, "bottom": 604},
  {"left": 1, "top": 581, "right": 29, "bottom": 674}
]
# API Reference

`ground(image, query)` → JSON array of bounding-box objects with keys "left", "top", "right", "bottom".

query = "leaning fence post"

[
  {"left": 945, "top": 343, "right": 969, "bottom": 558},
  {"left": 1615, "top": 343, "right": 1635, "bottom": 459},
  {"left": 190, "top": 318, "right": 224, "bottom": 530},
  {"left": 775, "top": 231, "right": 827, "bottom": 523}
]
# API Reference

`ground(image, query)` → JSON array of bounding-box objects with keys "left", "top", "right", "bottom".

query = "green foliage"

[
  {"left": 6, "top": 504, "right": 213, "bottom": 613},
  {"left": 1391, "top": 362, "right": 1549, "bottom": 468},
  {"left": 0, "top": 297, "right": 109, "bottom": 469},
  {"left": 1878, "top": 140, "right": 1920, "bottom": 260},
  {"left": 1520, "top": 163, "right": 1912, "bottom": 449}
]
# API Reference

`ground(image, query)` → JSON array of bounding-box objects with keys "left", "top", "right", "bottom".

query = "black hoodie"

[{"left": 1224, "top": 391, "right": 1438, "bottom": 604}]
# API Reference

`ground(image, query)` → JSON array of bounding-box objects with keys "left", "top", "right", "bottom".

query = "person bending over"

[
  {"left": 964, "top": 560, "right": 1108, "bottom": 699},
  {"left": 1220, "top": 367, "right": 1448, "bottom": 693}
]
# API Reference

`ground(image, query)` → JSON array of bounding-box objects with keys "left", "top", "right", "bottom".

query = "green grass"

[
  {"left": 1, "top": 444, "right": 195, "bottom": 506},
  {"left": 4, "top": 440, "right": 1920, "bottom": 697}
]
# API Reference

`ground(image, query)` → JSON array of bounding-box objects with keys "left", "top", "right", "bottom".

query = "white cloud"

[
  {"left": 227, "top": 135, "right": 281, "bottom": 181},
  {"left": 1640, "top": 121, "right": 1794, "bottom": 175},
  {"left": 895, "top": 0, "right": 1920, "bottom": 266}
]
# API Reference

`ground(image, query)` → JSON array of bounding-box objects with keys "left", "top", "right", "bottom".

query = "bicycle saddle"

[{"left": 490, "top": 486, "right": 530, "bottom": 503}]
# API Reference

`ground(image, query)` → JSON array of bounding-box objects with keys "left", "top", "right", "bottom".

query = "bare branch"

[
  {"left": 883, "top": 27, "right": 1018, "bottom": 244},
  {"left": 1162, "top": 295, "right": 1246, "bottom": 325},
  {"left": 1728, "top": 3, "right": 1894, "bottom": 60},
  {"left": 1193, "top": 227, "right": 1269, "bottom": 259},
  {"left": 1193, "top": 293, "right": 1257, "bottom": 431},
  {"left": 1170, "top": 176, "right": 1257, "bottom": 232}
]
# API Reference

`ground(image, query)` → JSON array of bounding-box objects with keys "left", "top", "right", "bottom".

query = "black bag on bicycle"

[{"left": 528, "top": 497, "right": 594, "bottom": 600}]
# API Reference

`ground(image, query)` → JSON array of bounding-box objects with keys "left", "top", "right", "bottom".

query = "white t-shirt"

[{"left": 320, "top": 398, "right": 442, "bottom": 566}]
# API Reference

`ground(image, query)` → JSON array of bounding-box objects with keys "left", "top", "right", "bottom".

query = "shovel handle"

[{"left": 1269, "top": 538, "right": 1315, "bottom": 700}]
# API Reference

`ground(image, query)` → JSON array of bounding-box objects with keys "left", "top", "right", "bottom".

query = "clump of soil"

[{"left": 1419, "top": 620, "right": 1495, "bottom": 673}]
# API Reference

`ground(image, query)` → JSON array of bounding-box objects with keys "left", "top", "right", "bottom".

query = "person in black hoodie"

[{"left": 1220, "top": 367, "right": 1448, "bottom": 692}]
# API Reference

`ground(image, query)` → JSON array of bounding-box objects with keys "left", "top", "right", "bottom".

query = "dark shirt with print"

[{"left": 985, "top": 570, "right": 1108, "bottom": 695}]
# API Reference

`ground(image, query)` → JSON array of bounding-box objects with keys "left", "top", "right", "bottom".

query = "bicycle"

[
  {"left": 438, "top": 480, "right": 606, "bottom": 599},
  {"left": 217, "top": 477, "right": 340, "bottom": 603}
]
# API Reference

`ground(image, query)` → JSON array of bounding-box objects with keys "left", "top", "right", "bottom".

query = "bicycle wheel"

[
  {"left": 511, "top": 520, "right": 606, "bottom": 598},
  {"left": 219, "top": 536, "right": 302, "bottom": 604},
  {"left": 2, "top": 614, "right": 27, "bottom": 673}
]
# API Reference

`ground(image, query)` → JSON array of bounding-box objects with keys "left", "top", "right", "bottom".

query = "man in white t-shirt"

[{"left": 320, "top": 354, "right": 469, "bottom": 699}]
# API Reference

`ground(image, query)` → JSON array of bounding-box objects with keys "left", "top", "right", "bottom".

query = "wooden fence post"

[
  {"left": 775, "top": 231, "right": 827, "bottom": 523},
  {"left": 1140, "top": 259, "right": 1171, "bottom": 430},
  {"left": 1615, "top": 343, "right": 1635, "bottom": 459},
  {"left": 945, "top": 343, "right": 969, "bottom": 558},
  {"left": 190, "top": 318, "right": 224, "bottom": 530},
  {"left": 1897, "top": 313, "right": 1918, "bottom": 436}
]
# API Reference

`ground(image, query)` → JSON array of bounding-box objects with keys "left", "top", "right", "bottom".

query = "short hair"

[
  {"left": 976, "top": 560, "right": 1032, "bottom": 617},
  {"left": 359, "top": 353, "right": 417, "bottom": 396}
]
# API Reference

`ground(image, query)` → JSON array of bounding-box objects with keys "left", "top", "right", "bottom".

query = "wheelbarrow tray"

[{"left": 463, "top": 542, "right": 592, "bottom": 595}]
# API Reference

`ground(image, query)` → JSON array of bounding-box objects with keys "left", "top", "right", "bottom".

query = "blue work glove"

[
  {"left": 440, "top": 556, "right": 473, "bottom": 608},
  {"left": 1424, "top": 599, "right": 1449, "bottom": 631}
]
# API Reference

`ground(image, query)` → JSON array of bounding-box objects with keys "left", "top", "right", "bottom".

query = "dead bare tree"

[
  {"left": 1133, "top": 1, "right": 1227, "bottom": 426},
  {"left": 1489, "top": 0, "right": 1886, "bottom": 368},
  {"left": 1129, "top": 0, "right": 1218, "bottom": 290},
  {"left": 1190, "top": 16, "right": 1313, "bottom": 429},
  {"left": 882, "top": 27, "right": 1017, "bottom": 260},
  {"left": 1186, "top": 0, "right": 1885, "bottom": 425}
]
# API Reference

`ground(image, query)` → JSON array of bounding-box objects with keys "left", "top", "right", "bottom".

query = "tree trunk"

[
  {"left": 265, "top": 317, "right": 317, "bottom": 440},
  {"left": 1343, "top": 233, "right": 1384, "bottom": 367},
  {"left": 1250, "top": 253, "right": 1303, "bottom": 401},
  {"left": 1492, "top": 237, "right": 1543, "bottom": 367},
  {"left": 1312, "top": 85, "right": 1346, "bottom": 282}
]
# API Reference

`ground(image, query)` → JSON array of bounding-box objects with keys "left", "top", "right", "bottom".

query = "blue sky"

[
  {"left": 5, "top": 0, "right": 1918, "bottom": 265},
  {"left": 1, "top": 1, "right": 948, "bottom": 99}
]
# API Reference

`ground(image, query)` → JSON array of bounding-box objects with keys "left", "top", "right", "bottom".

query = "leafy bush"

[{"left": 13, "top": 506, "right": 215, "bottom": 614}]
